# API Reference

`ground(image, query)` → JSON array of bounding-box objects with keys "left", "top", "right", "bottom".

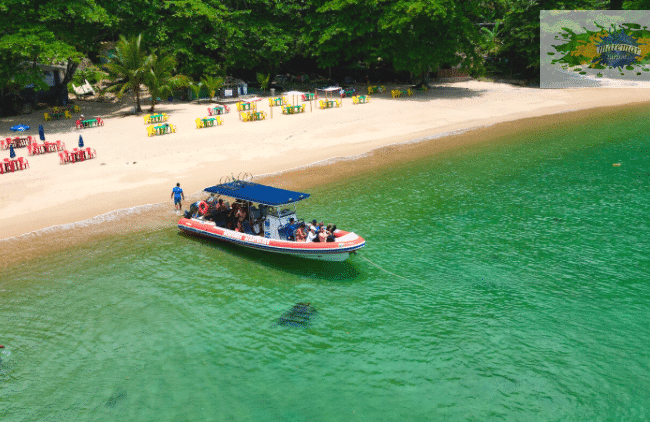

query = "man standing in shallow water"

[{"left": 171, "top": 182, "right": 184, "bottom": 212}]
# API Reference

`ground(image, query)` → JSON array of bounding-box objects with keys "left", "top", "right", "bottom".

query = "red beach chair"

[
  {"left": 75, "top": 119, "right": 83, "bottom": 129},
  {"left": 207, "top": 107, "right": 213, "bottom": 116},
  {"left": 85, "top": 147, "right": 96, "bottom": 158},
  {"left": 56, "top": 140, "right": 65, "bottom": 151},
  {"left": 96, "top": 117, "right": 104, "bottom": 126},
  {"left": 58, "top": 152, "right": 68, "bottom": 164},
  {"left": 16, "top": 157, "right": 28, "bottom": 169}
]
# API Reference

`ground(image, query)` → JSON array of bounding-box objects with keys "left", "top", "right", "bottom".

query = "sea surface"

[{"left": 1, "top": 107, "right": 649, "bottom": 421}]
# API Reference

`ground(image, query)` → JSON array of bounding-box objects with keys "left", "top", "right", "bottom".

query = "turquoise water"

[{"left": 2, "top": 108, "right": 649, "bottom": 421}]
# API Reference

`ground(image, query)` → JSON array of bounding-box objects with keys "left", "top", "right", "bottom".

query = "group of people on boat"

[
  {"left": 286, "top": 219, "right": 337, "bottom": 243},
  {"left": 188, "top": 196, "right": 338, "bottom": 242},
  {"left": 189, "top": 198, "right": 266, "bottom": 236}
]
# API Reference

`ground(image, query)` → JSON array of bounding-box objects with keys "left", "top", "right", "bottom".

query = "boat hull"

[{"left": 177, "top": 218, "right": 365, "bottom": 262}]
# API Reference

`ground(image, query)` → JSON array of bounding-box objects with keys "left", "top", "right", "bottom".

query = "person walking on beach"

[{"left": 171, "top": 183, "right": 185, "bottom": 211}]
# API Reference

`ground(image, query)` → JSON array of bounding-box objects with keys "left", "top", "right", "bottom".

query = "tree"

[
  {"left": 103, "top": 35, "right": 152, "bottom": 113},
  {"left": 145, "top": 54, "right": 190, "bottom": 112},
  {"left": 257, "top": 73, "right": 271, "bottom": 92},
  {"left": 201, "top": 75, "right": 225, "bottom": 101}
]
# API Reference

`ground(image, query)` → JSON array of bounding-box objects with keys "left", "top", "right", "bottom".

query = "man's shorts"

[{"left": 174, "top": 198, "right": 181, "bottom": 205}]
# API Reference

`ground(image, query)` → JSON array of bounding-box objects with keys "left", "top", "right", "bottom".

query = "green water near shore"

[{"left": 1, "top": 108, "right": 649, "bottom": 421}]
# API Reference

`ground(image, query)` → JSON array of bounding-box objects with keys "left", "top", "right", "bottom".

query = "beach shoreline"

[{"left": 2, "top": 80, "right": 649, "bottom": 268}]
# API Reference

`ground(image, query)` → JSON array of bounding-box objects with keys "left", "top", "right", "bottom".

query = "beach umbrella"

[
  {"left": 78, "top": 135, "right": 84, "bottom": 148},
  {"left": 38, "top": 124, "right": 45, "bottom": 141},
  {"left": 284, "top": 91, "right": 304, "bottom": 106},
  {"left": 10, "top": 124, "right": 30, "bottom": 132},
  {"left": 9, "top": 145, "right": 15, "bottom": 158}
]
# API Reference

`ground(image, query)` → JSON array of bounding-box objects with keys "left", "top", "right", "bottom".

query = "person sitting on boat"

[
  {"left": 236, "top": 205, "right": 247, "bottom": 222},
  {"left": 309, "top": 219, "right": 318, "bottom": 232},
  {"left": 294, "top": 224, "right": 307, "bottom": 242},
  {"left": 318, "top": 227, "right": 328, "bottom": 243},
  {"left": 326, "top": 225, "right": 337, "bottom": 242},
  {"left": 235, "top": 221, "right": 244, "bottom": 232},
  {"left": 215, "top": 198, "right": 228, "bottom": 212},
  {"left": 306, "top": 227, "right": 317, "bottom": 242},
  {"left": 252, "top": 219, "right": 264, "bottom": 236},
  {"left": 286, "top": 218, "right": 297, "bottom": 240}
]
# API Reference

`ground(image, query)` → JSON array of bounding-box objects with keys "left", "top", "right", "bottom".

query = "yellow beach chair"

[
  {"left": 319, "top": 100, "right": 326, "bottom": 109},
  {"left": 216, "top": 116, "right": 223, "bottom": 126},
  {"left": 146, "top": 125, "right": 156, "bottom": 137},
  {"left": 74, "top": 105, "right": 81, "bottom": 112},
  {"left": 44, "top": 113, "right": 51, "bottom": 121},
  {"left": 335, "top": 99, "right": 341, "bottom": 107},
  {"left": 162, "top": 113, "right": 169, "bottom": 122},
  {"left": 407, "top": 88, "right": 413, "bottom": 96},
  {"left": 144, "top": 114, "right": 151, "bottom": 124},
  {"left": 64, "top": 110, "right": 72, "bottom": 119},
  {"left": 240, "top": 111, "right": 250, "bottom": 122},
  {"left": 195, "top": 118, "right": 204, "bottom": 129},
  {"left": 352, "top": 96, "right": 359, "bottom": 105}
]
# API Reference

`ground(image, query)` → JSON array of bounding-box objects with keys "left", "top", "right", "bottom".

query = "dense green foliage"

[{"left": 1, "top": 0, "right": 648, "bottom": 114}]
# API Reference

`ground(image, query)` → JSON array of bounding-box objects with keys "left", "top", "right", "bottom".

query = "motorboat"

[{"left": 177, "top": 179, "right": 365, "bottom": 261}]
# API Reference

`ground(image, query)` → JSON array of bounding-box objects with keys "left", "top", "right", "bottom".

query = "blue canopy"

[{"left": 204, "top": 181, "right": 310, "bottom": 206}]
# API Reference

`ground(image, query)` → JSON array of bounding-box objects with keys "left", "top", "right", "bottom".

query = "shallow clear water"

[{"left": 2, "top": 108, "right": 649, "bottom": 421}]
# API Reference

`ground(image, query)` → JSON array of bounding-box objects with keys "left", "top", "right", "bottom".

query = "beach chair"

[
  {"left": 335, "top": 99, "right": 341, "bottom": 107},
  {"left": 170, "top": 124, "right": 176, "bottom": 133},
  {"left": 162, "top": 113, "right": 169, "bottom": 122},
  {"left": 146, "top": 125, "right": 156, "bottom": 137},
  {"left": 16, "top": 157, "right": 28, "bottom": 169},
  {"left": 56, "top": 140, "right": 65, "bottom": 151},
  {"left": 300, "top": 105, "right": 305, "bottom": 112},
  {"left": 75, "top": 119, "right": 82, "bottom": 129},
  {"left": 85, "top": 147, "right": 97, "bottom": 159},
  {"left": 240, "top": 111, "right": 250, "bottom": 122},
  {"left": 319, "top": 100, "right": 326, "bottom": 109},
  {"left": 96, "top": 117, "right": 104, "bottom": 126},
  {"left": 260, "top": 111, "right": 267, "bottom": 120},
  {"left": 44, "top": 113, "right": 52, "bottom": 121},
  {"left": 58, "top": 152, "right": 68, "bottom": 164},
  {"left": 195, "top": 118, "right": 204, "bottom": 129},
  {"left": 144, "top": 114, "right": 151, "bottom": 124},
  {"left": 74, "top": 105, "right": 81, "bottom": 112},
  {"left": 352, "top": 96, "right": 359, "bottom": 105},
  {"left": 64, "top": 110, "right": 72, "bottom": 119},
  {"left": 268, "top": 98, "right": 274, "bottom": 107},
  {"left": 207, "top": 107, "right": 213, "bottom": 116},
  {"left": 216, "top": 116, "right": 223, "bottom": 126}
]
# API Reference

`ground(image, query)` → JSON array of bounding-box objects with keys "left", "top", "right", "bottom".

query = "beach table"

[
  {"left": 81, "top": 119, "right": 96, "bottom": 128},
  {"left": 150, "top": 114, "right": 168, "bottom": 123},
  {"left": 269, "top": 97, "right": 286, "bottom": 107},
  {"left": 353, "top": 95, "right": 369, "bottom": 104},
  {"left": 1, "top": 158, "right": 28, "bottom": 174},
  {"left": 201, "top": 117, "right": 222, "bottom": 127},
  {"left": 209, "top": 106, "right": 226, "bottom": 115},
  {"left": 282, "top": 105, "right": 304, "bottom": 114},
  {"left": 3, "top": 136, "right": 32, "bottom": 149},
  {"left": 301, "top": 93, "right": 317, "bottom": 101}
]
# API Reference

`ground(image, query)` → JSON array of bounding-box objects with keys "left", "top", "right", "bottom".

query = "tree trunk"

[
  {"left": 609, "top": 0, "right": 623, "bottom": 9},
  {"left": 54, "top": 59, "right": 79, "bottom": 106},
  {"left": 135, "top": 86, "right": 142, "bottom": 113}
]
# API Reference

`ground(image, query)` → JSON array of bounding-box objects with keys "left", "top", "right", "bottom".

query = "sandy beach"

[{"left": 1, "top": 80, "right": 649, "bottom": 266}]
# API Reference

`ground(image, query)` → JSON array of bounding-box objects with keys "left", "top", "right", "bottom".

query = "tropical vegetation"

[{"left": 0, "top": 0, "right": 647, "bottom": 115}]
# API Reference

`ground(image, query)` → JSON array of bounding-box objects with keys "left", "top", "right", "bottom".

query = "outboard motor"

[{"left": 186, "top": 201, "right": 200, "bottom": 218}]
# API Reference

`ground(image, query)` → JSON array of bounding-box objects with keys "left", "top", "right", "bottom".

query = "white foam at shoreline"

[{"left": 0, "top": 202, "right": 167, "bottom": 243}]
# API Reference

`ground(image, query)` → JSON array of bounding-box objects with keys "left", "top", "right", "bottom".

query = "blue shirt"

[{"left": 172, "top": 186, "right": 183, "bottom": 200}]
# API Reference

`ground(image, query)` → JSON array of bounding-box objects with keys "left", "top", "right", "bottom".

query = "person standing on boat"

[{"left": 171, "top": 183, "right": 185, "bottom": 211}]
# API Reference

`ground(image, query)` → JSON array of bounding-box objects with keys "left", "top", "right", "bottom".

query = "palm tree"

[
  {"left": 103, "top": 34, "right": 152, "bottom": 113},
  {"left": 201, "top": 75, "right": 224, "bottom": 101},
  {"left": 257, "top": 73, "right": 270, "bottom": 93},
  {"left": 145, "top": 54, "right": 190, "bottom": 113}
]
